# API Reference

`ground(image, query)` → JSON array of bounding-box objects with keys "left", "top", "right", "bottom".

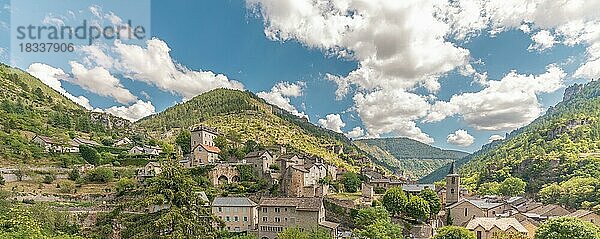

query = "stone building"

[
  {"left": 447, "top": 198, "right": 511, "bottom": 227},
  {"left": 569, "top": 210, "right": 600, "bottom": 227},
  {"left": 446, "top": 161, "right": 460, "bottom": 206},
  {"left": 466, "top": 217, "right": 528, "bottom": 239},
  {"left": 190, "top": 125, "right": 221, "bottom": 166},
  {"left": 280, "top": 159, "right": 328, "bottom": 197},
  {"left": 212, "top": 197, "right": 258, "bottom": 232},
  {"left": 244, "top": 150, "right": 275, "bottom": 176},
  {"left": 257, "top": 197, "right": 338, "bottom": 239},
  {"left": 209, "top": 163, "right": 242, "bottom": 186}
]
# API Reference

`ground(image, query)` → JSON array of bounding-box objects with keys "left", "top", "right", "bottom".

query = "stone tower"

[{"left": 445, "top": 161, "right": 460, "bottom": 206}]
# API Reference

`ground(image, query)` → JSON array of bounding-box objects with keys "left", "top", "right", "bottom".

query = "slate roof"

[
  {"left": 34, "top": 135, "right": 55, "bottom": 144},
  {"left": 527, "top": 204, "right": 570, "bottom": 217},
  {"left": 244, "top": 150, "right": 271, "bottom": 158},
  {"left": 466, "top": 217, "right": 528, "bottom": 233},
  {"left": 569, "top": 210, "right": 596, "bottom": 218},
  {"left": 448, "top": 198, "right": 503, "bottom": 209},
  {"left": 259, "top": 197, "right": 322, "bottom": 211},
  {"left": 402, "top": 184, "right": 435, "bottom": 192},
  {"left": 212, "top": 197, "right": 257, "bottom": 207}
]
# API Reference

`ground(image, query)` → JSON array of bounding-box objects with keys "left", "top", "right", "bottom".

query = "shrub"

[
  {"left": 59, "top": 181, "right": 76, "bottom": 194},
  {"left": 42, "top": 174, "right": 55, "bottom": 184},
  {"left": 85, "top": 167, "right": 114, "bottom": 183}
]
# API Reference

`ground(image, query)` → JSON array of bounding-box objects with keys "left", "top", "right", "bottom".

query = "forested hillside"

[
  {"left": 136, "top": 89, "right": 360, "bottom": 169},
  {"left": 355, "top": 138, "right": 468, "bottom": 179},
  {"left": 0, "top": 64, "right": 132, "bottom": 166},
  {"left": 441, "top": 81, "right": 600, "bottom": 211}
]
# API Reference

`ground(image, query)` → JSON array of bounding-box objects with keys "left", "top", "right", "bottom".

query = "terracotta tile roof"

[
  {"left": 466, "top": 217, "right": 528, "bottom": 233},
  {"left": 259, "top": 197, "right": 322, "bottom": 211},
  {"left": 199, "top": 144, "right": 221, "bottom": 154}
]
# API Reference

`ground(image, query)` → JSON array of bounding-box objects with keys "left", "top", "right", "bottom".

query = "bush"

[
  {"left": 68, "top": 168, "right": 80, "bottom": 181},
  {"left": 42, "top": 174, "right": 55, "bottom": 184},
  {"left": 80, "top": 145, "right": 100, "bottom": 165},
  {"left": 85, "top": 168, "right": 114, "bottom": 183},
  {"left": 59, "top": 181, "right": 76, "bottom": 194},
  {"left": 116, "top": 178, "right": 137, "bottom": 195}
]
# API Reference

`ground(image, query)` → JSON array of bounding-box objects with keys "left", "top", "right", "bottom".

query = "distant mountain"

[
  {"left": 355, "top": 138, "right": 469, "bottom": 180},
  {"left": 0, "top": 63, "right": 131, "bottom": 165},
  {"left": 422, "top": 81, "right": 600, "bottom": 191},
  {"left": 135, "top": 88, "right": 360, "bottom": 169}
]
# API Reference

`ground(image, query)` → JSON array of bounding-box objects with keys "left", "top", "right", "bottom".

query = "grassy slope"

[{"left": 136, "top": 89, "right": 357, "bottom": 169}]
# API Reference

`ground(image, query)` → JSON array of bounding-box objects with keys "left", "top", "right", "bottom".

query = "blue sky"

[{"left": 0, "top": 0, "right": 598, "bottom": 153}]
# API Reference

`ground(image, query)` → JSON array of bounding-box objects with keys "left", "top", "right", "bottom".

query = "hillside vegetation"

[
  {"left": 355, "top": 138, "right": 468, "bottom": 179},
  {"left": 433, "top": 81, "right": 600, "bottom": 210},
  {"left": 136, "top": 89, "right": 360, "bottom": 169},
  {"left": 0, "top": 64, "right": 132, "bottom": 166}
]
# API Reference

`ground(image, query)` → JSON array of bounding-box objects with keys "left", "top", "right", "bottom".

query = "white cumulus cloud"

[
  {"left": 426, "top": 65, "right": 566, "bottom": 131},
  {"left": 488, "top": 134, "right": 505, "bottom": 142},
  {"left": 318, "top": 114, "right": 346, "bottom": 133},
  {"left": 80, "top": 38, "right": 245, "bottom": 100},
  {"left": 447, "top": 129, "right": 475, "bottom": 147},
  {"left": 26, "top": 63, "right": 93, "bottom": 110},
  {"left": 105, "top": 100, "right": 156, "bottom": 121},
  {"left": 69, "top": 61, "right": 137, "bottom": 104},
  {"left": 257, "top": 81, "right": 308, "bottom": 119},
  {"left": 528, "top": 30, "right": 557, "bottom": 51},
  {"left": 345, "top": 127, "right": 365, "bottom": 139}
]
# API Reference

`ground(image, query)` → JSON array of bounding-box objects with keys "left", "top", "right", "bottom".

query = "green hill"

[
  {"left": 355, "top": 138, "right": 468, "bottom": 180},
  {"left": 135, "top": 88, "right": 360, "bottom": 169},
  {"left": 423, "top": 81, "right": 600, "bottom": 209},
  {"left": 0, "top": 63, "right": 132, "bottom": 166}
]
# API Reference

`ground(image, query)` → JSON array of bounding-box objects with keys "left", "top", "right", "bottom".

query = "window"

[
  {"left": 477, "top": 231, "right": 482, "bottom": 239},
  {"left": 452, "top": 177, "right": 456, "bottom": 184},
  {"left": 244, "top": 216, "right": 248, "bottom": 222},
  {"left": 464, "top": 208, "right": 468, "bottom": 217},
  {"left": 226, "top": 216, "right": 230, "bottom": 222},
  {"left": 275, "top": 208, "right": 280, "bottom": 213},
  {"left": 275, "top": 217, "right": 281, "bottom": 223},
  {"left": 218, "top": 207, "right": 222, "bottom": 212},
  {"left": 262, "top": 217, "right": 267, "bottom": 222},
  {"left": 234, "top": 216, "right": 239, "bottom": 222},
  {"left": 262, "top": 208, "right": 267, "bottom": 213},
  {"left": 451, "top": 188, "right": 455, "bottom": 194}
]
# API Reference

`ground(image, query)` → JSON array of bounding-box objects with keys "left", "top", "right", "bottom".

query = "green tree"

[
  {"left": 277, "top": 227, "right": 331, "bottom": 239},
  {"left": 79, "top": 145, "right": 100, "bottom": 165},
  {"left": 498, "top": 177, "right": 526, "bottom": 196},
  {"left": 478, "top": 182, "right": 501, "bottom": 196},
  {"left": 382, "top": 187, "right": 407, "bottom": 217},
  {"left": 341, "top": 172, "right": 361, "bottom": 193},
  {"left": 355, "top": 220, "right": 404, "bottom": 239},
  {"left": 354, "top": 206, "right": 390, "bottom": 229},
  {"left": 433, "top": 226, "right": 476, "bottom": 239},
  {"left": 419, "top": 188, "right": 441, "bottom": 218},
  {"left": 120, "top": 161, "right": 220, "bottom": 238},
  {"left": 405, "top": 195, "right": 430, "bottom": 222},
  {"left": 175, "top": 130, "right": 191, "bottom": 154},
  {"left": 68, "top": 168, "right": 80, "bottom": 181},
  {"left": 85, "top": 167, "right": 114, "bottom": 183},
  {"left": 535, "top": 217, "right": 599, "bottom": 239}
]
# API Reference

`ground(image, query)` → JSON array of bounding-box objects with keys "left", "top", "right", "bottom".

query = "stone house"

[
  {"left": 466, "top": 217, "right": 528, "bottom": 239},
  {"left": 72, "top": 137, "right": 100, "bottom": 146},
  {"left": 525, "top": 204, "right": 570, "bottom": 218},
  {"left": 113, "top": 137, "right": 132, "bottom": 147},
  {"left": 447, "top": 199, "right": 511, "bottom": 226},
  {"left": 191, "top": 125, "right": 218, "bottom": 147},
  {"left": 244, "top": 150, "right": 275, "bottom": 176},
  {"left": 280, "top": 161, "right": 328, "bottom": 197},
  {"left": 129, "top": 146, "right": 162, "bottom": 156},
  {"left": 32, "top": 135, "right": 61, "bottom": 153},
  {"left": 569, "top": 210, "right": 600, "bottom": 227},
  {"left": 278, "top": 154, "right": 303, "bottom": 170},
  {"left": 257, "top": 197, "right": 338, "bottom": 239},
  {"left": 138, "top": 162, "right": 162, "bottom": 178},
  {"left": 212, "top": 197, "right": 258, "bottom": 232},
  {"left": 192, "top": 143, "right": 221, "bottom": 165}
]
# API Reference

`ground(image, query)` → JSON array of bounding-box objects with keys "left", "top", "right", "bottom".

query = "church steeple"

[{"left": 445, "top": 161, "right": 460, "bottom": 206}]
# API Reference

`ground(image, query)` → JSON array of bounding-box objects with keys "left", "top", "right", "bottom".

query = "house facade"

[
  {"left": 257, "top": 197, "right": 338, "bottom": 239},
  {"left": 244, "top": 150, "right": 275, "bottom": 176},
  {"left": 466, "top": 217, "right": 528, "bottom": 239},
  {"left": 212, "top": 197, "right": 258, "bottom": 232}
]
